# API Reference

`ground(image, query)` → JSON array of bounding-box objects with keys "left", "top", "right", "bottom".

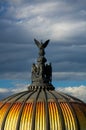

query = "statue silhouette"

[{"left": 34, "top": 39, "right": 50, "bottom": 56}]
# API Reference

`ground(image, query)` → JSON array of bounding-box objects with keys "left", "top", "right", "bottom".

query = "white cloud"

[
  {"left": 21, "top": 20, "right": 86, "bottom": 42},
  {"left": 11, "top": 83, "right": 29, "bottom": 93},
  {"left": 0, "top": 83, "right": 29, "bottom": 99},
  {"left": 0, "top": 88, "right": 9, "bottom": 93},
  {"left": 16, "top": 5, "right": 86, "bottom": 42},
  {"left": 0, "top": 85, "right": 86, "bottom": 102},
  {"left": 50, "top": 21, "right": 86, "bottom": 41},
  {"left": 58, "top": 85, "right": 86, "bottom": 102},
  {"left": 1, "top": 1, "right": 86, "bottom": 42}
]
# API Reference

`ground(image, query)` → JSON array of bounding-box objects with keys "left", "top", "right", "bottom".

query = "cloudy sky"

[{"left": 0, "top": 0, "right": 86, "bottom": 102}]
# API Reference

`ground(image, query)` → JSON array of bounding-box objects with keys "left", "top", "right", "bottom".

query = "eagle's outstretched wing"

[
  {"left": 34, "top": 39, "right": 50, "bottom": 49},
  {"left": 34, "top": 39, "right": 41, "bottom": 48},
  {"left": 43, "top": 40, "right": 50, "bottom": 48}
]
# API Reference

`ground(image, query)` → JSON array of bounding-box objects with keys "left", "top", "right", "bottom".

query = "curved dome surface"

[
  {"left": 0, "top": 39, "right": 86, "bottom": 130},
  {"left": 0, "top": 89, "right": 86, "bottom": 130}
]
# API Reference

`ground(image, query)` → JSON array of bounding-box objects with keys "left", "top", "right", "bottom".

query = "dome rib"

[
  {"left": 48, "top": 90, "right": 65, "bottom": 130},
  {"left": 56, "top": 91, "right": 86, "bottom": 129},
  {"left": 1, "top": 91, "right": 29, "bottom": 130},
  {"left": 0, "top": 91, "right": 28, "bottom": 110},
  {"left": 53, "top": 90, "right": 80, "bottom": 130},
  {"left": 71, "top": 102, "right": 86, "bottom": 130},
  {"left": 44, "top": 89, "right": 50, "bottom": 130},
  {"left": 59, "top": 92, "right": 84, "bottom": 103},
  {"left": 16, "top": 90, "right": 37, "bottom": 130},
  {"left": 1, "top": 91, "right": 28, "bottom": 102},
  {"left": 78, "top": 103, "right": 86, "bottom": 117},
  {"left": 31, "top": 88, "right": 41, "bottom": 130}
]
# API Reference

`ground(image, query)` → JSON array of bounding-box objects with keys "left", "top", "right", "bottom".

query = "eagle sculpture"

[{"left": 34, "top": 39, "right": 50, "bottom": 56}]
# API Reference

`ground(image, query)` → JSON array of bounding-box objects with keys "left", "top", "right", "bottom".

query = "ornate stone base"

[{"left": 28, "top": 83, "right": 55, "bottom": 91}]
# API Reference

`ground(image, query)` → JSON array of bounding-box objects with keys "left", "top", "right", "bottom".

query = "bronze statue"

[
  {"left": 34, "top": 39, "right": 50, "bottom": 56},
  {"left": 31, "top": 39, "right": 52, "bottom": 84}
]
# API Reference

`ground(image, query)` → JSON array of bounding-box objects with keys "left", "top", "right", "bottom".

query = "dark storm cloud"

[
  {"left": 0, "top": 19, "right": 33, "bottom": 43},
  {"left": 0, "top": 0, "right": 86, "bottom": 80},
  {"left": 47, "top": 42, "right": 86, "bottom": 81},
  {"left": 0, "top": 42, "right": 37, "bottom": 73}
]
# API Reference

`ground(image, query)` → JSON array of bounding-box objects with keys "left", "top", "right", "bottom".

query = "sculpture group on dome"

[{"left": 31, "top": 39, "right": 52, "bottom": 85}]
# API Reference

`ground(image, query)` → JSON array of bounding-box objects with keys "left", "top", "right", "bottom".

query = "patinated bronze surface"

[{"left": 30, "top": 39, "right": 54, "bottom": 90}]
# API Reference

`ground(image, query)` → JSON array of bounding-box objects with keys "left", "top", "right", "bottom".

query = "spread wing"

[
  {"left": 34, "top": 39, "right": 41, "bottom": 48},
  {"left": 43, "top": 40, "right": 50, "bottom": 48}
]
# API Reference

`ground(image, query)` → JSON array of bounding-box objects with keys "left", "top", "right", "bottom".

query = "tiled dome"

[{"left": 0, "top": 39, "right": 86, "bottom": 130}]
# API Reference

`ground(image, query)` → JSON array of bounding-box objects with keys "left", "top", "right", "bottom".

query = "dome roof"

[
  {"left": 0, "top": 39, "right": 86, "bottom": 130},
  {"left": 0, "top": 89, "right": 86, "bottom": 130}
]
